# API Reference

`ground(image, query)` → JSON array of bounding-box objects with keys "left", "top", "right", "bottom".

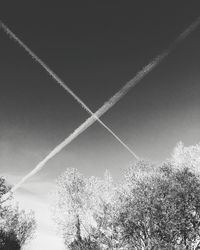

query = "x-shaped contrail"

[
  {"left": 0, "top": 20, "right": 139, "bottom": 160},
  {"left": 0, "top": 15, "right": 200, "bottom": 200}
]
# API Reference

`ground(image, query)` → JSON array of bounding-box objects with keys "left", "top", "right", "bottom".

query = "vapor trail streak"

[
  {"left": 1, "top": 15, "right": 200, "bottom": 201},
  {"left": 3, "top": 15, "right": 199, "bottom": 196},
  {"left": 0, "top": 20, "right": 138, "bottom": 160}
]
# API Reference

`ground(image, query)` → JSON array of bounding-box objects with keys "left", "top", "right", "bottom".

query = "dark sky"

[{"left": 1, "top": 1, "right": 200, "bottom": 180}]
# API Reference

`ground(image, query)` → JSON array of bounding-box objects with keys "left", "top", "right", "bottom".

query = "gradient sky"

[{"left": 1, "top": 1, "right": 200, "bottom": 249}]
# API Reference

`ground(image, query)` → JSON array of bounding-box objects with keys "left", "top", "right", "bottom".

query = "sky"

[{"left": 1, "top": 1, "right": 200, "bottom": 249}]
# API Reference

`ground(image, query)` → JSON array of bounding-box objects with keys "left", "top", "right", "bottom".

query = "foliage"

[
  {"left": 172, "top": 141, "right": 200, "bottom": 172},
  {"left": 52, "top": 143, "right": 200, "bottom": 249},
  {"left": 115, "top": 160, "right": 200, "bottom": 249},
  {"left": 0, "top": 177, "right": 36, "bottom": 249},
  {"left": 52, "top": 168, "right": 117, "bottom": 249},
  {"left": 0, "top": 229, "right": 20, "bottom": 250}
]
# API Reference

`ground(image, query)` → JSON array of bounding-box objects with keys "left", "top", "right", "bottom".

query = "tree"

[
  {"left": 0, "top": 176, "right": 36, "bottom": 250},
  {"left": 115, "top": 160, "right": 200, "bottom": 250},
  {"left": 52, "top": 143, "right": 200, "bottom": 249},
  {"left": 172, "top": 141, "right": 200, "bottom": 173},
  {"left": 52, "top": 168, "right": 116, "bottom": 249},
  {"left": 0, "top": 177, "right": 11, "bottom": 217}
]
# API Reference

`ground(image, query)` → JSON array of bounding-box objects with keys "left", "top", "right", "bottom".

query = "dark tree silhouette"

[
  {"left": 52, "top": 145, "right": 200, "bottom": 249},
  {"left": 0, "top": 229, "right": 20, "bottom": 250}
]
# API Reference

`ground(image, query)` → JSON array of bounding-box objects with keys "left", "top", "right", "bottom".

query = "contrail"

[
  {"left": 0, "top": 20, "right": 138, "bottom": 160},
  {"left": 1, "top": 15, "right": 200, "bottom": 199}
]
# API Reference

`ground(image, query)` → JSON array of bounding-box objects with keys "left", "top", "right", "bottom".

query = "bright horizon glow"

[{"left": 3, "top": 174, "right": 64, "bottom": 250}]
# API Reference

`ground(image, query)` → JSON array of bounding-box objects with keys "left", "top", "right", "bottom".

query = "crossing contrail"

[
  {"left": 1, "top": 15, "right": 200, "bottom": 199},
  {"left": 0, "top": 20, "right": 138, "bottom": 160}
]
